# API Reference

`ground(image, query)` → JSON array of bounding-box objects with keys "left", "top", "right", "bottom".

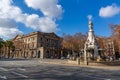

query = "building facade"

[{"left": 12, "top": 31, "right": 62, "bottom": 59}]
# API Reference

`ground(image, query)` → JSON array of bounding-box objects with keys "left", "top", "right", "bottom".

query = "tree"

[
  {"left": 4, "top": 40, "right": 15, "bottom": 58},
  {"left": 11, "top": 45, "right": 15, "bottom": 58},
  {"left": 0, "top": 38, "right": 4, "bottom": 58},
  {"left": 73, "top": 32, "right": 86, "bottom": 51},
  {"left": 62, "top": 32, "right": 87, "bottom": 59},
  {"left": 110, "top": 24, "right": 120, "bottom": 53},
  {"left": 62, "top": 34, "right": 73, "bottom": 50},
  {"left": 96, "top": 36, "right": 107, "bottom": 49}
]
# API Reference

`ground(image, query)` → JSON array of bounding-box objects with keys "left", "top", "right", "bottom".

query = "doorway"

[{"left": 37, "top": 50, "right": 41, "bottom": 58}]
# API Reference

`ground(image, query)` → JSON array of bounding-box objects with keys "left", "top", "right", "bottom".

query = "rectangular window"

[
  {"left": 41, "top": 38, "right": 42, "bottom": 40},
  {"left": 28, "top": 38, "right": 30, "bottom": 41},
  {"left": 33, "top": 37, "right": 34, "bottom": 40}
]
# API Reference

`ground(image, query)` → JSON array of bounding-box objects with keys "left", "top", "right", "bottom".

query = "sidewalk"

[{"left": 39, "top": 59, "right": 120, "bottom": 70}]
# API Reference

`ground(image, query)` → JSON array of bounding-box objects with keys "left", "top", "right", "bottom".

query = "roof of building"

[{"left": 12, "top": 31, "right": 62, "bottom": 40}]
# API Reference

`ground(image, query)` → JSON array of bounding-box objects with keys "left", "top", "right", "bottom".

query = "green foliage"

[
  {"left": 0, "top": 38, "right": 4, "bottom": 48},
  {"left": 5, "top": 40, "right": 14, "bottom": 47}
]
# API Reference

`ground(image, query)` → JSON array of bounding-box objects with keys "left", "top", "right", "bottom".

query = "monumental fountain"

[{"left": 84, "top": 20, "right": 98, "bottom": 64}]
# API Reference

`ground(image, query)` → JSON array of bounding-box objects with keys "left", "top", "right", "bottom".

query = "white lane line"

[
  {"left": 0, "top": 75, "right": 7, "bottom": 79},
  {"left": 17, "top": 68, "right": 26, "bottom": 71},
  {"left": 11, "top": 72, "right": 28, "bottom": 78},
  {"left": 0, "top": 67, "right": 8, "bottom": 71}
]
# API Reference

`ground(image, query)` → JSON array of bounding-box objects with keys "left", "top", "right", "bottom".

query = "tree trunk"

[{"left": 8, "top": 47, "right": 10, "bottom": 58}]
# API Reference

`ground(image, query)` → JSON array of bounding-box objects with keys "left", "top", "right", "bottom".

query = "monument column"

[{"left": 84, "top": 20, "right": 98, "bottom": 65}]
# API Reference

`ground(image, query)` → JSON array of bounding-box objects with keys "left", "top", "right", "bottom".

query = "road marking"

[
  {"left": 11, "top": 72, "right": 28, "bottom": 78},
  {"left": 17, "top": 68, "right": 26, "bottom": 71},
  {"left": 0, "top": 67, "right": 8, "bottom": 71},
  {"left": 0, "top": 75, "right": 7, "bottom": 79}
]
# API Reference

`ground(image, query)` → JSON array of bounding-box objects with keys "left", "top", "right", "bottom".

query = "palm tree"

[
  {"left": 11, "top": 45, "right": 15, "bottom": 58},
  {"left": 0, "top": 38, "right": 4, "bottom": 58},
  {"left": 5, "top": 40, "right": 15, "bottom": 58}
]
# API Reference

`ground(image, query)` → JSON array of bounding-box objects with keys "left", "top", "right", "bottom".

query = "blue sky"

[
  {"left": 59, "top": 0, "right": 120, "bottom": 36},
  {"left": 0, "top": 0, "right": 120, "bottom": 40}
]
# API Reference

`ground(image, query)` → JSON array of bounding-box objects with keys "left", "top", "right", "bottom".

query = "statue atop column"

[{"left": 88, "top": 20, "right": 93, "bottom": 31}]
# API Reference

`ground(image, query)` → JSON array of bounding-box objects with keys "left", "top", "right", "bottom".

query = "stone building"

[{"left": 12, "top": 31, "right": 62, "bottom": 59}]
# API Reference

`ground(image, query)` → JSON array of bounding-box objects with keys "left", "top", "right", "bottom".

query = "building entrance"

[{"left": 37, "top": 50, "right": 41, "bottom": 58}]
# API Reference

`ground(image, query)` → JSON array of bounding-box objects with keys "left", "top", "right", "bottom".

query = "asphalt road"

[{"left": 0, "top": 59, "right": 120, "bottom": 80}]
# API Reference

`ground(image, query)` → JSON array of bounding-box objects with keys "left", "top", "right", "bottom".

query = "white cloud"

[
  {"left": 24, "top": 0, "right": 63, "bottom": 19},
  {"left": 0, "top": 0, "right": 63, "bottom": 39},
  {"left": 0, "top": 19, "right": 17, "bottom": 28},
  {"left": 0, "top": 27, "right": 23, "bottom": 39},
  {"left": 0, "top": 0, "right": 23, "bottom": 39},
  {"left": 99, "top": 4, "right": 120, "bottom": 18},
  {"left": 25, "top": 14, "right": 57, "bottom": 32},
  {"left": 87, "top": 15, "right": 92, "bottom": 21},
  {"left": 38, "top": 17, "right": 57, "bottom": 32},
  {"left": 0, "top": 19, "right": 23, "bottom": 38}
]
